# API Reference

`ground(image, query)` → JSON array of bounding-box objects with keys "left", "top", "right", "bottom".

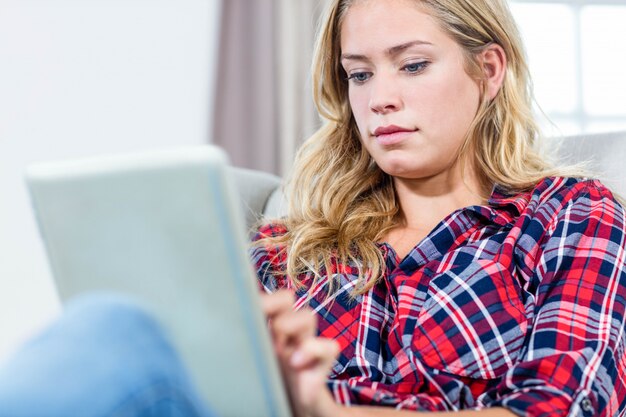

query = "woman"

[
  {"left": 253, "top": 0, "right": 626, "bottom": 416},
  {"left": 1, "top": 1, "right": 624, "bottom": 416}
]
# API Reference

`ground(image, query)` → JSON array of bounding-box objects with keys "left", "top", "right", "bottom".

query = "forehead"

[{"left": 339, "top": 0, "right": 448, "bottom": 53}]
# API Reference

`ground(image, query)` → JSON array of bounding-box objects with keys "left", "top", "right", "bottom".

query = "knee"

[
  {"left": 64, "top": 292, "right": 158, "bottom": 330},
  {"left": 54, "top": 292, "right": 171, "bottom": 353},
  {"left": 0, "top": 293, "right": 211, "bottom": 417}
]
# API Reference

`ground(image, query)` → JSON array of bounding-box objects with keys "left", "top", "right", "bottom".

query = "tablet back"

[{"left": 25, "top": 146, "right": 292, "bottom": 417}]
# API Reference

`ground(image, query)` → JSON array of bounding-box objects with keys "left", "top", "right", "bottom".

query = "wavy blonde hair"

[{"left": 258, "top": 0, "right": 583, "bottom": 295}]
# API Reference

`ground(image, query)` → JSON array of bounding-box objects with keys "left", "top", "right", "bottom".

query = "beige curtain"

[{"left": 213, "top": 0, "right": 330, "bottom": 175}]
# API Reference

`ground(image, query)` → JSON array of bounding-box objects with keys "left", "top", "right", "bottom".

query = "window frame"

[{"left": 509, "top": 0, "right": 626, "bottom": 134}]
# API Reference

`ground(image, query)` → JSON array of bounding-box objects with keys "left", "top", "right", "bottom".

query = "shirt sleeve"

[
  {"left": 249, "top": 222, "right": 291, "bottom": 292},
  {"left": 484, "top": 180, "right": 626, "bottom": 416}
]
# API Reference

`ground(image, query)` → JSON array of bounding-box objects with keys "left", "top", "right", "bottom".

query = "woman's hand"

[{"left": 261, "top": 290, "right": 341, "bottom": 417}]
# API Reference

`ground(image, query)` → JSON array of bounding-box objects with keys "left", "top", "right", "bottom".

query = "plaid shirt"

[{"left": 251, "top": 177, "right": 626, "bottom": 416}]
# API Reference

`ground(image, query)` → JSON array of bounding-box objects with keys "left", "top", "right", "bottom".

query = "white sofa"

[
  {"left": 556, "top": 130, "right": 626, "bottom": 198},
  {"left": 231, "top": 130, "right": 626, "bottom": 230}
]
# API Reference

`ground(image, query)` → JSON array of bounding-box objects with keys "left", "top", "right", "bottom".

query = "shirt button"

[{"left": 581, "top": 397, "right": 593, "bottom": 412}]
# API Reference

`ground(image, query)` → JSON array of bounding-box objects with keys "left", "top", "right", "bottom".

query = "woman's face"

[{"left": 340, "top": 0, "right": 481, "bottom": 182}]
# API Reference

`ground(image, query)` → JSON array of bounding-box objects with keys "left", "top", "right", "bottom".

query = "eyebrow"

[{"left": 340, "top": 40, "right": 433, "bottom": 62}]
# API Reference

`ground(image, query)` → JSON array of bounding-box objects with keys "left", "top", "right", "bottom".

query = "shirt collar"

[
  {"left": 477, "top": 184, "right": 532, "bottom": 227},
  {"left": 488, "top": 184, "right": 531, "bottom": 214}
]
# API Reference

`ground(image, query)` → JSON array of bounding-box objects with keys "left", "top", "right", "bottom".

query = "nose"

[{"left": 369, "top": 72, "right": 402, "bottom": 115}]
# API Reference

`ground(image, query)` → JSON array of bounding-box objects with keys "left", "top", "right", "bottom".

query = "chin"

[
  {"left": 379, "top": 165, "right": 425, "bottom": 180},
  {"left": 375, "top": 156, "right": 421, "bottom": 177}
]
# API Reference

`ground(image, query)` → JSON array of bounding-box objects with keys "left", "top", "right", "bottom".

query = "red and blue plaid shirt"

[{"left": 251, "top": 177, "right": 626, "bottom": 416}]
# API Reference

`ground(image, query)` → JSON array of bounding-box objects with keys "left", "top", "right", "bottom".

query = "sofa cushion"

[{"left": 557, "top": 130, "right": 626, "bottom": 198}]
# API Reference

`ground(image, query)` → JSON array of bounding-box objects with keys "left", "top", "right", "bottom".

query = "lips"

[
  {"left": 372, "top": 125, "right": 416, "bottom": 146},
  {"left": 373, "top": 125, "right": 414, "bottom": 136}
]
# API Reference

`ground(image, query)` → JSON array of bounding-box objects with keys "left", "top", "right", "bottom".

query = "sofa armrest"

[{"left": 229, "top": 166, "right": 284, "bottom": 231}]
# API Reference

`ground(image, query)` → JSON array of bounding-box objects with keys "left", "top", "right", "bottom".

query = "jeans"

[{"left": 0, "top": 293, "right": 216, "bottom": 417}]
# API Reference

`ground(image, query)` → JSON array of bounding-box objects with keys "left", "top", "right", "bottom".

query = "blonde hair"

[{"left": 258, "top": 0, "right": 584, "bottom": 295}]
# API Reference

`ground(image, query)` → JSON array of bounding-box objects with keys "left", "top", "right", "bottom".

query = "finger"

[
  {"left": 272, "top": 309, "right": 317, "bottom": 339},
  {"left": 290, "top": 337, "right": 340, "bottom": 370},
  {"left": 260, "top": 290, "right": 294, "bottom": 320},
  {"left": 271, "top": 309, "right": 317, "bottom": 351},
  {"left": 284, "top": 338, "right": 339, "bottom": 415}
]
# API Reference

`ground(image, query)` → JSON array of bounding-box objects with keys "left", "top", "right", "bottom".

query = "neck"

[{"left": 392, "top": 164, "right": 490, "bottom": 231}]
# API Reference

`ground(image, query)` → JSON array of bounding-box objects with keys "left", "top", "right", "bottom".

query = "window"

[{"left": 509, "top": 0, "right": 626, "bottom": 135}]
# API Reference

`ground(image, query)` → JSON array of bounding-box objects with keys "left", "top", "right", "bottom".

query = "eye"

[
  {"left": 346, "top": 71, "right": 372, "bottom": 84},
  {"left": 402, "top": 61, "right": 429, "bottom": 74}
]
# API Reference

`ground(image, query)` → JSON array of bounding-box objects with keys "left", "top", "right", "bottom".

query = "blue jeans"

[{"left": 0, "top": 294, "right": 216, "bottom": 417}]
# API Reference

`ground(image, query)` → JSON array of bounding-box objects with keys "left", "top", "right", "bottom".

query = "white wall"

[{"left": 0, "top": 0, "right": 222, "bottom": 362}]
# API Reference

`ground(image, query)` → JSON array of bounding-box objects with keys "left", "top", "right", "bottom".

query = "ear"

[{"left": 479, "top": 43, "right": 507, "bottom": 100}]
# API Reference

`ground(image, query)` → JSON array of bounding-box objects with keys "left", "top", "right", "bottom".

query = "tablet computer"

[{"left": 25, "top": 146, "right": 292, "bottom": 417}]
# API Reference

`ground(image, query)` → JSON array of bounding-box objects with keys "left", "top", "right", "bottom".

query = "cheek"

[
  {"left": 348, "top": 88, "right": 369, "bottom": 134},
  {"left": 418, "top": 75, "right": 480, "bottom": 130},
  {"left": 447, "top": 70, "right": 481, "bottom": 114}
]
